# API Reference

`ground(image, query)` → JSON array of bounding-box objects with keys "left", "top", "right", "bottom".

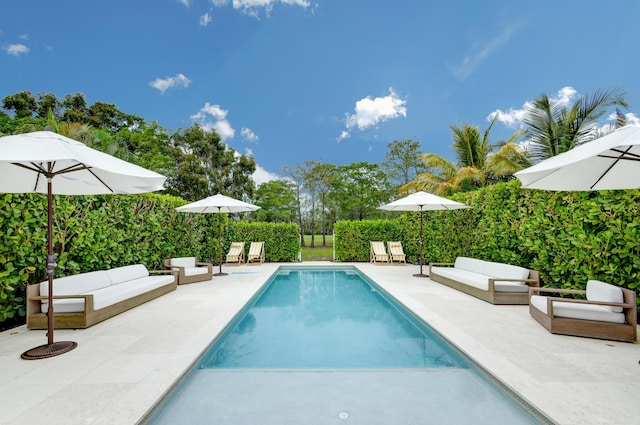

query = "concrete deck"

[{"left": 1, "top": 262, "right": 638, "bottom": 425}]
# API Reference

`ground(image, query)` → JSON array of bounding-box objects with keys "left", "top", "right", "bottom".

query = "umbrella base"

[
  {"left": 21, "top": 341, "right": 77, "bottom": 360},
  {"left": 413, "top": 273, "right": 429, "bottom": 278},
  {"left": 214, "top": 272, "right": 229, "bottom": 276}
]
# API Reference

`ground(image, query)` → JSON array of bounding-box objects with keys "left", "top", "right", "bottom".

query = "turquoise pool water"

[{"left": 141, "top": 266, "right": 550, "bottom": 424}]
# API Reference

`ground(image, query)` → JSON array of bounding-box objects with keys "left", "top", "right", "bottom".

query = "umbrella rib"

[{"left": 591, "top": 146, "right": 633, "bottom": 189}]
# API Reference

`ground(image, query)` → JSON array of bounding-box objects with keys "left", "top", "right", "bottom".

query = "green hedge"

[
  {"left": 335, "top": 180, "right": 640, "bottom": 306},
  {"left": 0, "top": 193, "right": 299, "bottom": 326}
]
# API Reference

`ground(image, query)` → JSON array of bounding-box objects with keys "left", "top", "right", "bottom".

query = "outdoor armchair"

[
  {"left": 247, "top": 241, "right": 265, "bottom": 264},
  {"left": 370, "top": 241, "right": 389, "bottom": 264},
  {"left": 387, "top": 241, "right": 406, "bottom": 264}
]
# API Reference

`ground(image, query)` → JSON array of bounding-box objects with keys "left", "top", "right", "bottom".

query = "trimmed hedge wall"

[
  {"left": 335, "top": 180, "right": 640, "bottom": 306},
  {"left": 0, "top": 193, "right": 299, "bottom": 326}
]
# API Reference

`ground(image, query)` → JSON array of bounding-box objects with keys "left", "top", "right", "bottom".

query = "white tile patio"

[{"left": 0, "top": 262, "right": 638, "bottom": 425}]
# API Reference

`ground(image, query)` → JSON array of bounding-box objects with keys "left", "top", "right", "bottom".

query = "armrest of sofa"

[
  {"left": 529, "top": 287, "right": 585, "bottom": 296},
  {"left": 429, "top": 262, "right": 454, "bottom": 267},
  {"left": 29, "top": 294, "right": 95, "bottom": 313}
]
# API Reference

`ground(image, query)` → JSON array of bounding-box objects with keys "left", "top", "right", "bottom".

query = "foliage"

[
  {"left": 334, "top": 181, "right": 640, "bottom": 307},
  {"left": 382, "top": 138, "right": 428, "bottom": 188},
  {"left": 226, "top": 221, "right": 300, "bottom": 262}
]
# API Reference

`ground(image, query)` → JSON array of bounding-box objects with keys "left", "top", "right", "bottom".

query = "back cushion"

[
  {"left": 586, "top": 280, "right": 624, "bottom": 313},
  {"left": 40, "top": 271, "right": 110, "bottom": 296},
  {"left": 170, "top": 257, "right": 196, "bottom": 268},
  {"left": 482, "top": 261, "right": 530, "bottom": 281},
  {"left": 107, "top": 264, "right": 149, "bottom": 286},
  {"left": 454, "top": 257, "right": 485, "bottom": 274}
]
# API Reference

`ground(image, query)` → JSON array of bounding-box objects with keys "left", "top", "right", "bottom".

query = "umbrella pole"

[
  {"left": 21, "top": 177, "right": 77, "bottom": 359},
  {"left": 413, "top": 206, "right": 428, "bottom": 278},
  {"left": 214, "top": 207, "right": 228, "bottom": 276}
]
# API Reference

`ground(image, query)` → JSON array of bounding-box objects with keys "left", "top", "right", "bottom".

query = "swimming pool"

[{"left": 140, "top": 266, "right": 552, "bottom": 424}]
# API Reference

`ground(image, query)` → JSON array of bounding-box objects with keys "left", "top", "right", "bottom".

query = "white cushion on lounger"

[
  {"left": 586, "top": 280, "right": 624, "bottom": 313},
  {"left": 170, "top": 257, "right": 196, "bottom": 268},
  {"left": 530, "top": 295, "right": 626, "bottom": 323}
]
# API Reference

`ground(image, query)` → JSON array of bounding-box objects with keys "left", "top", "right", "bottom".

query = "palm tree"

[
  {"left": 402, "top": 115, "right": 528, "bottom": 195},
  {"left": 522, "top": 88, "right": 629, "bottom": 162}
]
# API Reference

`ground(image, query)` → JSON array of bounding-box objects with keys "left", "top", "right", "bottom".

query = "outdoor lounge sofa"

[
  {"left": 26, "top": 264, "right": 177, "bottom": 329},
  {"left": 429, "top": 257, "right": 540, "bottom": 304},
  {"left": 529, "top": 280, "right": 637, "bottom": 342},
  {"left": 164, "top": 256, "right": 213, "bottom": 284}
]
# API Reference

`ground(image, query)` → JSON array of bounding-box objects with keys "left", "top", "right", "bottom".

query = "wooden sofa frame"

[
  {"left": 163, "top": 259, "right": 213, "bottom": 285},
  {"left": 429, "top": 262, "right": 540, "bottom": 305},
  {"left": 26, "top": 270, "right": 177, "bottom": 329},
  {"left": 529, "top": 286, "right": 637, "bottom": 343}
]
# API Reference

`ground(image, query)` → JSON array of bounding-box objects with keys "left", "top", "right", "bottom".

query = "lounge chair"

[
  {"left": 387, "top": 241, "right": 406, "bottom": 264},
  {"left": 247, "top": 241, "right": 265, "bottom": 264},
  {"left": 225, "top": 242, "right": 245, "bottom": 264},
  {"left": 164, "top": 257, "right": 212, "bottom": 285},
  {"left": 370, "top": 241, "right": 389, "bottom": 264},
  {"left": 529, "top": 280, "right": 637, "bottom": 342}
]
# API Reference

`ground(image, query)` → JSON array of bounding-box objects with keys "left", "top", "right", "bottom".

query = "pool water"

[{"left": 141, "top": 266, "right": 550, "bottom": 425}]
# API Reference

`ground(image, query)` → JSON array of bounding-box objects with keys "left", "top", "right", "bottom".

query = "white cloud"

[
  {"left": 253, "top": 164, "right": 280, "bottom": 185},
  {"left": 149, "top": 73, "right": 192, "bottom": 94},
  {"left": 179, "top": 0, "right": 190, "bottom": 6},
  {"left": 199, "top": 13, "right": 213, "bottom": 26},
  {"left": 191, "top": 102, "right": 235, "bottom": 140},
  {"left": 488, "top": 86, "right": 578, "bottom": 129},
  {"left": 338, "top": 88, "right": 407, "bottom": 141},
  {"left": 450, "top": 26, "right": 515, "bottom": 80},
  {"left": 5, "top": 43, "right": 29, "bottom": 56},
  {"left": 336, "top": 130, "right": 350, "bottom": 142},
  {"left": 241, "top": 127, "right": 259, "bottom": 142},
  {"left": 214, "top": 0, "right": 310, "bottom": 17}
]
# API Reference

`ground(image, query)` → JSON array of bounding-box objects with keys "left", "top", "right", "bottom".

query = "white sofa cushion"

[
  {"left": 481, "top": 261, "right": 529, "bottom": 282},
  {"left": 39, "top": 271, "right": 111, "bottom": 314},
  {"left": 107, "top": 264, "right": 149, "bottom": 286},
  {"left": 170, "top": 257, "right": 196, "bottom": 268},
  {"left": 586, "top": 280, "right": 624, "bottom": 313},
  {"left": 454, "top": 257, "right": 485, "bottom": 274},
  {"left": 90, "top": 275, "right": 175, "bottom": 310},
  {"left": 431, "top": 267, "right": 529, "bottom": 293},
  {"left": 183, "top": 266, "right": 210, "bottom": 277},
  {"left": 530, "top": 295, "right": 626, "bottom": 323}
]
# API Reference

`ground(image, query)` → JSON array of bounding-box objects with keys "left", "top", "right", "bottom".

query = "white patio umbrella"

[
  {"left": 0, "top": 129, "right": 166, "bottom": 360},
  {"left": 379, "top": 191, "right": 469, "bottom": 277},
  {"left": 176, "top": 193, "right": 260, "bottom": 276},
  {"left": 514, "top": 125, "right": 640, "bottom": 191}
]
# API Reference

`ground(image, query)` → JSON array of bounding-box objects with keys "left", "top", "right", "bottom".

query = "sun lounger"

[
  {"left": 247, "top": 241, "right": 265, "bottom": 263},
  {"left": 225, "top": 242, "right": 245, "bottom": 264},
  {"left": 370, "top": 241, "right": 389, "bottom": 264},
  {"left": 387, "top": 241, "right": 406, "bottom": 264}
]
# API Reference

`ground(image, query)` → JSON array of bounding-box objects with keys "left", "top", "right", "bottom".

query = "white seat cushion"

[
  {"left": 90, "top": 275, "right": 175, "bottom": 310},
  {"left": 481, "top": 261, "right": 530, "bottom": 283},
  {"left": 183, "top": 266, "right": 210, "bottom": 277},
  {"left": 432, "top": 267, "right": 529, "bottom": 293},
  {"left": 39, "top": 271, "right": 111, "bottom": 314},
  {"left": 170, "top": 257, "right": 196, "bottom": 268},
  {"left": 586, "top": 280, "right": 624, "bottom": 313},
  {"left": 530, "top": 295, "right": 626, "bottom": 323},
  {"left": 106, "top": 264, "right": 149, "bottom": 285}
]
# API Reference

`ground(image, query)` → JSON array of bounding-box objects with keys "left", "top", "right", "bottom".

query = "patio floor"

[{"left": 0, "top": 262, "right": 638, "bottom": 425}]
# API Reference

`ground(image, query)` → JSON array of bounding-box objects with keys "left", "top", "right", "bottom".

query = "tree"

[
  {"left": 62, "top": 93, "right": 89, "bottom": 123},
  {"left": 282, "top": 164, "right": 306, "bottom": 246},
  {"left": 2, "top": 91, "right": 37, "bottom": 119},
  {"left": 522, "top": 88, "right": 629, "bottom": 162},
  {"left": 404, "top": 116, "right": 528, "bottom": 195},
  {"left": 382, "top": 138, "right": 428, "bottom": 188},
  {"left": 167, "top": 125, "right": 256, "bottom": 201},
  {"left": 254, "top": 180, "right": 297, "bottom": 223},
  {"left": 331, "top": 162, "right": 392, "bottom": 221}
]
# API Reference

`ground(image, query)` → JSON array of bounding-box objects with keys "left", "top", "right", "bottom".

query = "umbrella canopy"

[
  {"left": 176, "top": 193, "right": 261, "bottom": 213},
  {"left": 176, "top": 194, "right": 260, "bottom": 276},
  {"left": 0, "top": 130, "right": 166, "bottom": 194},
  {"left": 514, "top": 125, "right": 640, "bottom": 191},
  {"left": 0, "top": 130, "right": 166, "bottom": 360},
  {"left": 379, "top": 191, "right": 469, "bottom": 277}
]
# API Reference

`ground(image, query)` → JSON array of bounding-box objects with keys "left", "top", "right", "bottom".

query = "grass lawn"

[{"left": 301, "top": 234, "right": 333, "bottom": 261}]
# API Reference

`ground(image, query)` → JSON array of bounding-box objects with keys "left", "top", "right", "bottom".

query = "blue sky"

[{"left": 2, "top": 1, "right": 640, "bottom": 184}]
